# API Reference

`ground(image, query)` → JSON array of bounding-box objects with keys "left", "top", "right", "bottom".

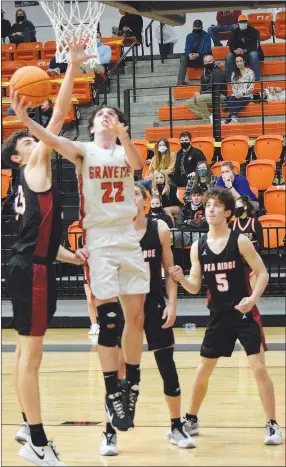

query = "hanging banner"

[{"left": 15, "top": 1, "right": 39, "bottom": 7}]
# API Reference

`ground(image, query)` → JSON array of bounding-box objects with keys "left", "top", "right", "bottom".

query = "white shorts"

[{"left": 86, "top": 225, "right": 150, "bottom": 300}]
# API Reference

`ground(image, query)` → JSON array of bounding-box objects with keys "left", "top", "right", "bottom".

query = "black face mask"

[
  {"left": 17, "top": 15, "right": 25, "bottom": 22},
  {"left": 180, "top": 142, "right": 190, "bottom": 150},
  {"left": 151, "top": 206, "right": 162, "bottom": 214},
  {"left": 235, "top": 207, "right": 245, "bottom": 218},
  {"left": 193, "top": 28, "right": 202, "bottom": 35},
  {"left": 157, "top": 184, "right": 164, "bottom": 194},
  {"left": 205, "top": 63, "right": 215, "bottom": 71}
]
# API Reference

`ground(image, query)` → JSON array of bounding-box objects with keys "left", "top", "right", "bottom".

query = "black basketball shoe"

[{"left": 105, "top": 392, "right": 133, "bottom": 431}]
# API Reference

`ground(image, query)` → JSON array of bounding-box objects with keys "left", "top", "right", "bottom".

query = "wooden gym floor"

[{"left": 2, "top": 327, "right": 285, "bottom": 466}]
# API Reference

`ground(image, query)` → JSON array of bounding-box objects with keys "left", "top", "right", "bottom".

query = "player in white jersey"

[{"left": 11, "top": 101, "right": 150, "bottom": 431}]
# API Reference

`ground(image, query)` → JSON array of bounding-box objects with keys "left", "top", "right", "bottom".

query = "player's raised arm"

[{"left": 169, "top": 240, "right": 202, "bottom": 294}]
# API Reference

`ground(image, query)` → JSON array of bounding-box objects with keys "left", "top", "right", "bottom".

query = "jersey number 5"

[
  {"left": 14, "top": 185, "right": 26, "bottom": 220},
  {"left": 215, "top": 273, "right": 229, "bottom": 292},
  {"left": 101, "top": 182, "right": 124, "bottom": 203}
]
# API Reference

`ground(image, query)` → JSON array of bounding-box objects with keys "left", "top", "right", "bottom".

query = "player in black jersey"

[
  {"left": 2, "top": 37, "right": 93, "bottom": 466},
  {"left": 99, "top": 183, "right": 196, "bottom": 456},
  {"left": 170, "top": 188, "right": 282, "bottom": 446}
]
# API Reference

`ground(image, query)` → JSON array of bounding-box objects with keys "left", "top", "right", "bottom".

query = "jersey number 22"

[{"left": 101, "top": 182, "right": 124, "bottom": 203}]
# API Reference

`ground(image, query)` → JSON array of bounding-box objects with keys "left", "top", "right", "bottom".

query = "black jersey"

[
  {"left": 12, "top": 166, "right": 62, "bottom": 262},
  {"left": 198, "top": 230, "right": 250, "bottom": 313},
  {"left": 230, "top": 217, "right": 264, "bottom": 251},
  {"left": 140, "top": 218, "right": 163, "bottom": 300}
]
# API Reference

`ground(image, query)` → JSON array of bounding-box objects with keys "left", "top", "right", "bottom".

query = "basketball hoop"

[{"left": 40, "top": 1, "right": 104, "bottom": 67}]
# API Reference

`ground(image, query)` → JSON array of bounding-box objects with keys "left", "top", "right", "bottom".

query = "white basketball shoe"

[
  {"left": 19, "top": 440, "right": 64, "bottom": 466},
  {"left": 99, "top": 432, "right": 118, "bottom": 456},
  {"left": 264, "top": 421, "right": 283, "bottom": 445}
]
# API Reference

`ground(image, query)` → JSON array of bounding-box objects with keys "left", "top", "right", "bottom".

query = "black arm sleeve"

[{"left": 254, "top": 218, "right": 264, "bottom": 250}]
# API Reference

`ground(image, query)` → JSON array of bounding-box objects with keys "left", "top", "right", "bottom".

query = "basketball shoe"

[
  {"left": 170, "top": 425, "right": 196, "bottom": 449},
  {"left": 105, "top": 392, "right": 133, "bottom": 431},
  {"left": 264, "top": 421, "right": 283, "bottom": 445},
  {"left": 124, "top": 383, "right": 140, "bottom": 424},
  {"left": 19, "top": 440, "right": 65, "bottom": 466},
  {"left": 99, "top": 432, "right": 118, "bottom": 456},
  {"left": 15, "top": 422, "right": 31, "bottom": 444},
  {"left": 183, "top": 417, "right": 200, "bottom": 436}
]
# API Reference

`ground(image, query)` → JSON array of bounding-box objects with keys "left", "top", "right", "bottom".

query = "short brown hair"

[
  {"left": 203, "top": 187, "right": 235, "bottom": 222},
  {"left": 134, "top": 182, "right": 147, "bottom": 200},
  {"left": 180, "top": 131, "right": 192, "bottom": 139},
  {"left": 221, "top": 161, "right": 235, "bottom": 172},
  {"left": 2, "top": 130, "right": 33, "bottom": 170},
  {"left": 88, "top": 104, "right": 128, "bottom": 142}
]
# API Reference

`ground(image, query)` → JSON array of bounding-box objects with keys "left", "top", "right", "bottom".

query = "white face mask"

[
  {"left": 239, "top": 23, "right": 248, "bottom": 30},
  {"left": 236, "top": 62, "right": 244, "bottom": 68},
  {"left": 158, "top": 146, "right": 168, "bottom": 153}
]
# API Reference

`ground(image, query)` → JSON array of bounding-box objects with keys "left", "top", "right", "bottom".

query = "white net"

[{"left": 40, "top": 1, "right": 105, "bottom": 67}]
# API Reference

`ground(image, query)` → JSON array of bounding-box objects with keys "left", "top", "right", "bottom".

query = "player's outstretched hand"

[
  {"left": 67, "top": 32, "right": 97, "bottom": 66},
  {"left": 169, "top": 265, "right": 184, "bottom": 283},
  {"left": 161, "top": 305, "right": 176, "bottom": 329},
  {"left": 10, "top": 90, "right": 32, "bottom": 122},
  {"left": 234, "top": 297, "right": 254, "bottom": 314},
  {"left": 75, "top": 246, "right": 89, "bottom": 265},
  {"left": 107, "top": 114, "right": 129, "bottom": 142}
]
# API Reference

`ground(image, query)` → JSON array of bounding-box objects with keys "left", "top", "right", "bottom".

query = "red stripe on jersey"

[
  {"left": 34, "top": 192, "right": 53, "bottom": 258},
  {"left": 78, "top": 175, "right": 86, "bottom": 231},
  {"left": 31, "top": 264, "right": 48, "bottom": 336}
]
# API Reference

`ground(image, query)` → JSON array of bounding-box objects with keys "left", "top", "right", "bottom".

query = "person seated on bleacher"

[
  {"left": 142, "top": 138, "right": 176, "bottom": 189},
  {"left": 1, "top": 9, "right": 11, "bottom": 44},
  {"left": 265, "top": 86, "right": 286, "bottom": 102},
  {"left": 9, "top": 8, "right": 36, "bottom": 45},
  {"left": 78, "top": 32, "right": 111, "bottom": 74},
  {"left": 222, "top": 54, "right": 254, "bottom": 124},
  {"left": 184, "top": 161, "right": 217, "bottom": 201},
  {"left": 40, "top": 99, "right": 53, "bottom": 128},
  {"left": 113, "top": 10, "right": 143, "bottom": 42},
  {"left": 226, "top": 14, "right": 263, "bottom": 82},
  {"left": 156, "top": 22, "right": 178, "bottom": 59},
  {"left": 151, "top": 169, "right": 183, "bottom": 217},
  {"left": 185, "top": 54, "right": 227, "bottom": 123},
  {"left": 216, "top": 161, "right": 259, "bottom": 212},
  {"left": 177, "top": 19, "right": 212, "bottom": 85},
  {"left": 208, "top": 10, "right": 241, "bottom": 47},
  {"left": 148, "top": 195, "right": 174, "bottom": 229},
  {"left": 173, "top": 131, "right": 206, "bottom": 187},
  {"left": 47, "top": 45, "right": 68, "bottom": 75}
]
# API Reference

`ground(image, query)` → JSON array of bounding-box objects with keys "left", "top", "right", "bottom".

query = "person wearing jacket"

[
  {"left": 177, "top": 19, "right": 211, "bottom": 85},
  {"left": 151, "top": 170, "right": 183, "bottom": 217},
  {"left": 185, "top": 55, "right": 227, "bottom": 123},
  {"left": 208, "top": 10, "right": 241, "bottom": 46},
  {"left": 226, "top": 14, "right": 262, "bottom": 81},
  {"left": 173, "top": 132, "right": 206, "bottom": 187},
  {"left": 9, "top": 9, "right": 36, "bottom": 45}
]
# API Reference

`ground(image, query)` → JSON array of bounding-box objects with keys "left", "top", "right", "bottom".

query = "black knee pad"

[
  {"left": 116, "top": 304, "right": 125, "bottom": 348},
  {"left": 154, "top": 347, "right": 181, "bottom": 397},
  {"left": 97, "top": 302, "right": 121, "bottom": 347}
]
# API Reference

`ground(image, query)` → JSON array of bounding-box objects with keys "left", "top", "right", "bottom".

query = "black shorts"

[
  {"left": 7, "top": 255, "right": 57, "bottom": 337},
  {"left": 200, "top": 309, "right": 262, "bottom": 358},
  {"left": 116, "top": 296, "right": 174, "bottom": 351}
]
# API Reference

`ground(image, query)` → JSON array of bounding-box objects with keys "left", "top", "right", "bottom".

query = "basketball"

[{"left": 9, "top": 66, "right": 52, "bottom": 108}]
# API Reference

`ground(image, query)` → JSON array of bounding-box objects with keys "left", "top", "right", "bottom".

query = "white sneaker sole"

[
  {"left": 170, "top": 437, "right": 196, "bottom": 449},
  {"left": 100, "top": 447, "right": 119, "bottom": 456},
  {"left": 15, "top": 432, "right": 31, "bottom": 445},
  {"left": 264, "top": 437, "right": 283, "bottom": 445},
  {"left": 167, "top": 428, "right": 199, "bottom": 438}
]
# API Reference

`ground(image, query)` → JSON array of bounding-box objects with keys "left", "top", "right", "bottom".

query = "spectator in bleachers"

[
  {"left": 222, "top": 55, "right": 254, "bottom": 124},
  {"left": 143, "top": 138, "right": 176, "bottom": 188},
  {"left": 216, "top": 161, "right": 259, "bottom": 211},
  {"left": 1, "top": 9, "right": 11, "bottom": 43},
  {"left": 226, "top": 14, "right": 262, "bottom": 82},
  {"left": 151, "top": 169, "right": 183, "bottom": 217},
  {"left": 40, "top": 99, "right": 53, "bottom": 128},
  {"left": 113, "top": 11, "right": 143, "bottom": 42},
  {"left": 230, "top": 195, "right": 264, "bottom": 251},
  {"left": 265, "top": 86, "right": 286, "bottom": 102},
  {"left": 78, "top": 32, "right": 111, "bottom": 73},
  {"left": 148, "top": 195, "right": 174, "bottom": 229},
  {"left": 176, "top": 185, "right": 205, "bottom": 228},
  {"left": 173, "top": 131, "right": 206, "bottom": 187},
  {"left": 177, "top": 19, "right": 212, "bottom": 85},
  {"left": 47, "top": 55, "right": 68, "bottom": 75},
  {"left": 208, "top": 10, "right": 241, "bottom": 46},
  {"left": 156, "top": 22, "right": 178, "bottom": 59},
  {"left": 9, "top": 8, "right": 36, "bottom": 45},
  {"left": 184, "top": 161, "right": 217, "bottom": 202},
  {"left": 185, "top": 54, "right": 227, "bottom": 123}
]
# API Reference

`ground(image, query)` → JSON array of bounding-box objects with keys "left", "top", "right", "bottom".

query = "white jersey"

[{"left": 79, "top": 142, "right": 137, "bottom": 230}]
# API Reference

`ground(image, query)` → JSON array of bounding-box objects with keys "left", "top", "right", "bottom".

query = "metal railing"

[
  {"left": 1, "top": 219, "right": 285, "bottom": 299},
  {"left": 145, "top": 19, "right": 155, "bottom": 73}
]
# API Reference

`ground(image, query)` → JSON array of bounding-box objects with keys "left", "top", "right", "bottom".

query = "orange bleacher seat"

[
  {"left": 217, "top": 30, "right": 232, "bottom": 42},
  {"left": 211, "top": 161, "right": 240, "bottom": 177},
  {"left": 72, "top": 81, "right": 92, "bottom": 104},
  {"left": 2, "top": 60, "right": 25, "bottom": 78},
  {"left": 212, "top": 43, "right": 285, "bottom": 60},
  {"left": 142, "top": 163, "right": 150, "bottom": 180},
  {"left": 187, "top": 61, "right": 284, "bottom": 80},
  {"left": 1, "top": 43, "right": 16, "bottom": 61},
  {"left": 28, "top": 59, "right": 50, "bottom": 71},
  {"left": 254, "top": 134, "right": 283, "bottom": 162},
  {"left": 247, "top": 13, "right": 273, "bottom": 41},
  {"left": 221, "top": 136, "right": 249, "bottom": 163},
  {"left": 14, "top": 42, "right": 43, "bottom": 61},
  {"left": 275, "top": 11, "right": 286, "bottom": 40},
  {"left": 168, "top": 138, "right": 181, "bottom": 153},
  {"left": 133, "top": 140, "right": 148, "bottom": 160},
  {"left": 1, "top": 169, "right": 12, "bottom": 199},
  {"left": 177, "top": 187, "right": 185, "bottom": 205},
  {"left": 282, "top": 162, "right": 286, "bottom": 182},
  {"left": 192, "top": 137, "right": 215, "bottom": 164},
  {"left": 144, "top": 190, "right": 151, "bottom": 215},
  {"left": 264, "top": 186, "right": 286, "bottom": 215},
  {"left": 2, "top": 116, "right": 26, "bottom": 141},
  {"left": 250, "top": 186, "right": 259, "bottom": 199},
  {"left": 212, "top": 45, "right": 229, "bottom": 60},
  {"left": 68, "top": 221, "right": 83, "bottom": 252},
  {"left": 246, "top": 160, "right": 276, "bottom": 191},
  {"left": 42, "top": 41, "right": 56, "bottom": 60},
  {"left": 259, "top": 214, "right": 286, "bottom": 248}
]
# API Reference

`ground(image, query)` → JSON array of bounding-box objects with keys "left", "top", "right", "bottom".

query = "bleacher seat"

[
  {"left": 1, "top": 44, "right": 16, "bottom": 61},
  {"left": 221, "top": 136, "right": 249, "bottom": 163},
  {"left": 247, "top": 13, "right": 273, "bottom": 41},
  {"left": 1, "top": 169, "right": 12, "bottom": 199},
  {"left": 14, "top": 42, "right": 43, "bottom": 61},
  {"left": 2, "top": 116, "right": 26, "bottom": 141},
  {"left": 192, "top": 137, "right": 215, "bottom": 164},
  {"left": 246, "top": 160, "right": 276, "bottom": 191},
  {"left": 282, "top": 162, "right": 286, "bottom": 182},
  {"left": 133, "top": 140, "right": 148, "bottom": 160},
  {"left": 259, "top": 214, "right": 286, "bottom": 248},
  {"left": 275, "top": 11, "right": 286, "bottom": 39},
  {"left": 42, "top": 41, "right": 56, "bottom": 60},
  {"left": 2, "top": 61, "right": 26, "bottom": 80},
  {"left": 142, "top": 163, "right": 150, "bottom": 180},
  {"left": 211, "top": 161, "right": 240, "bottom": 177},
  {"left": 212, "top": 42, "right": 285, "bottom": 60},
  {"left": 168, "top": 138, "right": 181, "bottom": 153},
  {"left": 264, "top": 186, "right": 286, "bottom": 215},
  {"left": 144, "top": 189, "right": 151, "bottom": 215},
  {"left": 68, "top": 221, "right": 83, "bottom": 252},
  {"left": 28, "top": 59, "right": 50, "bottom": 71},
  {"left": 187, "top": 61, "right": 285, "bottom": 80},
  {"left": 250, "top": 186, "right": 259, "bottom": 198},
  {"left": 177, "top": 187, "right": 185, "bottom": 205},
  {"left": 254, "top": 134, "right": 283, "bottom": 162}
]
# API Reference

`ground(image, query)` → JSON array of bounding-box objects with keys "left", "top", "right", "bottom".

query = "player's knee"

[
  {"left": 125, "top": 309, "right": 144, "bottom": 330},
  {"left": 21, "top": 349, "right": 42, "bottom": 372},
  {"left": 252, "top": 362, "right": 267, "bottom": 381},
  {"left": 154, "top": 347, "right": 181, "bottom": 397},
  {"left": 97, "top": 302, "right": 121, "bottom": 347}
]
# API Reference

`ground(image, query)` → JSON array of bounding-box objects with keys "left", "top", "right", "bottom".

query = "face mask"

[
  {"left": 17, "top": 15, "right": 25, "bottom": 22},
  {"left": 180, "top": 141, "right": 190, "bottom": 150},
  {"left": 239, "top": 23, "right": 248, "bottom": 30},
  {"left": 158, "top": 145, "right": 168, "bottom": 153},
  {"left": 96, "top": 38, "right": 101, "bottom": 46},
  {"left": 198, "top": 168, "right": 207, "bottom": 177},
  {"left": 205, "top": 63, "right": 215, "bottom": 71},
  {"left": 157, "top": 184, "right": 164, "bottom": 193},
  {"left": 193, "top": 28, "right": 202, "bottom": 35},
  {"left": 236, "top": 62, "right": 244, "bottom": 69},
  {"left": 151, "top": 206, "right": 162, "bottom": 214},
  {"left": 235, "top": 207, "right": 245, "bottom": 218}
]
